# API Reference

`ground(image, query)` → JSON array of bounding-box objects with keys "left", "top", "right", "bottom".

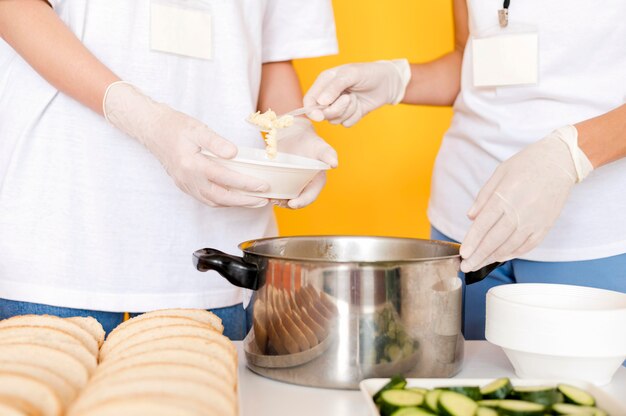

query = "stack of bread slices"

[
  {"left": 68, "top": 309, "right": 238, "bottom": 416},
  {"left": 0, "top": 309, "right": 237, "bottom": 416},
  {"left": 0, "top": 315, "right": 104, "bottom": 416}
]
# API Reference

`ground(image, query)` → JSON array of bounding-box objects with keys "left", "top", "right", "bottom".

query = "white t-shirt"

[
  {"left": 0, "top": 0, "right": 337, "bottom": 311},
  {"left": 428, "top": 0, "right": 626, "bottom": 262}
]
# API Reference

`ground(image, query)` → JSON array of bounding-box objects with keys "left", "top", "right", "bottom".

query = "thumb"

[{"left": 192, "top": 124, "right": 237, "bottom": 159}]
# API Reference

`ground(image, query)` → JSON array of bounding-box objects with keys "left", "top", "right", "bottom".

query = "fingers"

[
  {"left": 320, "top": 94, "right": 351, "bottom": 124},
  {"left": 304, "top": 65, "right": 359, "bottom": 121},
  {"left": 198, "top": 182, "right": 269, "bottom": 208},
  {"left": 460, "top": 194, "right": 505, "bottom": 261},
  {"left": 287, "top": 172, "right": 327, "bottom": 209},
  {"left": 190, "top": 124, "right": 237, "bottom": 159},
  {"left": 460, "top": 212, "right": 516, "bottom": 273},
  {"left": 317, "top": 144, "right": 338, "bottom": 168},
  {"left": 467, "top": 167, "right": 504, "bottom": 219},
  {"left": 203, "top": 161, "right": 269, "bottom": 193}
]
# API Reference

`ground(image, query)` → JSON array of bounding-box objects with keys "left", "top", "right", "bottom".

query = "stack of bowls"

[{"left": 485, "top": 283, "right": 626, "bottom": 385}]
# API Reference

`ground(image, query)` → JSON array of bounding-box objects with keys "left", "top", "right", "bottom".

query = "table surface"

[{"left": 236, "top": 341, "right": 626, "bottom": 416}]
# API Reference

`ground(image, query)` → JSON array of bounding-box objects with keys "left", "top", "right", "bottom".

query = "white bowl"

[
  {"left": 485, "top": 283, "right": 626, "bottom": 385},
  {"left": 202, "top": 146, "right": 331, "bottom": 200}
]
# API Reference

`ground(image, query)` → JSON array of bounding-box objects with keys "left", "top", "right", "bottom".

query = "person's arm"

[
  {"left": 304, "top": 0, "right": 468, "bottom": 126},
  {"left": 0, "top": 0, "right": 119, "bottom": 114},
  {"left": 577, "top": 104, "right": 626, "bottom": 168},
  {"left": 0, "top": 0, "right": 270, "bottom": 208},
  {"left": 402, "top": 0, "right": 468, "bottom": 106},
  {"left": 258, "top": 62, "right": 337, "bottom": 209}
]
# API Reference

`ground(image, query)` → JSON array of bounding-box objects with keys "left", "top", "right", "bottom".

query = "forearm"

[
  {"left": 257, "top": 61, "right": 302, "bottom": 114},
  {"left": 0, "top": 0, "right": 119, "bottom": 115},
  {"left": 402, "top": 50, "right": 463, "bottom": 106},
  {"left": 576, "top": 104, "right": 626, "bottom": 168}
]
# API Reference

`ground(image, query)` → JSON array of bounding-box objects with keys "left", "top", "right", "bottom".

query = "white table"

[{"left": 237, "top": 341, "right": 626, "bottom": 416}]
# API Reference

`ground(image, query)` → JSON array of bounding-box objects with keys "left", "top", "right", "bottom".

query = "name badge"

[
  {"left": 150, "top": 0, "right": 212, "bottom": 60},
  {"left": 472, "top": 26, "right": 538, "bottom": 87}
]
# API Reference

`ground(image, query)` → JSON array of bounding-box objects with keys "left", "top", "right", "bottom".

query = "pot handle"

[
  {"left": 464, "top": 262, "right": 502, "bottom": 285},
  {"left": 193, "top": 248, "right": 261, "bottom": 290}
]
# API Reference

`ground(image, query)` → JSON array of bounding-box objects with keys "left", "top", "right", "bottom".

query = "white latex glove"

[
  {"left": 273, "top": 118, "right": 338, "bottom": 209},
  {"left": 303, "top": 59, "right": 411, "bottom": 127},
  {"left": 103, "top": 82, "right": 269, "bottom": 208},
  {"left": 460, "top": 126, "right": 594, "bottom": 273}
]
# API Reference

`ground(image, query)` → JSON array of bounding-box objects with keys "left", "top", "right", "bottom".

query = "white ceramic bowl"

[
  {"left": 202, "top": 147, "right": 331, "bottom": 200},
  {"left": 485, "top": 283, "right": 626, "bottom": 385}
]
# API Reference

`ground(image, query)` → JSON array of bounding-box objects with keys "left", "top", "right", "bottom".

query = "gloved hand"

[
  {"left": 103, "top": 82, "right": 269, "bottom": 208},
  {"left": 460, "top": 126, "right": 594, "bottom": 272},
  {"left": 274, "top": 118, "right": 338, "bottom": 209},
  {"left": 303, "top": 60, "right": 411, "bottom": 127}
]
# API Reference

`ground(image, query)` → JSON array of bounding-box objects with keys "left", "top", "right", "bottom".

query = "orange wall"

[{"left": 275, "top": 1, "right": 455, "bottom": 238}]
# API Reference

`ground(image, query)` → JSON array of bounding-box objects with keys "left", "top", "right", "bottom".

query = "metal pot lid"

[{"left": 238, "top": 235, "right": 461, "bottom": 264}]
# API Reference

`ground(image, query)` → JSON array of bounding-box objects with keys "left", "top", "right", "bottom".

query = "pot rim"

[{"left": 238, "top": 235, "right": 462, "bottom": 264}]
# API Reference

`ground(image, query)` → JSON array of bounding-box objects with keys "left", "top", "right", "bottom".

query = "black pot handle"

[
  {"left": 193, "top": 248, "right": 261, "bottom": 290},
  {"left": 464, "top": 262, "right": 502, "bottom": 285}
]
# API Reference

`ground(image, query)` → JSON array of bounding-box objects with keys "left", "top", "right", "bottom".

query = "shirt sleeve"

[{"left": 262, "top": 0, "right": 339, "bottom": 63}]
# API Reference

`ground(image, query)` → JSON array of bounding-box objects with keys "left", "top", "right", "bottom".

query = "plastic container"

[
  {"left": 485, "top": 283, "right": 626, "bottom": 385},
  {"left": 202, "top": 146, "right": 330, "bottom": 199}
]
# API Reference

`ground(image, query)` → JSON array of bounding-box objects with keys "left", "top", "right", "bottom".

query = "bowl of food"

[
  {"left": 485, "top": 283, "right": 626, "bottom": 385},
  {"left": 201, "top": 146, "right": 330, "bottom": 200}
]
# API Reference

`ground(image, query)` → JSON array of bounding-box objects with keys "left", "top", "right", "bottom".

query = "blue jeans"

[
  {"left": 431, "top": 227, "right": 626, "bottom": 340},
  {"left": 0, "top": 299, "right": 251, "bottom": 340}
]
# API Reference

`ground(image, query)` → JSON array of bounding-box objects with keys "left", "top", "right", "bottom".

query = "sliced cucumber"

[
  {"left": 437, "top": 391, "right": 478, "bottom": 416},
  {"left": 557, "top": 384, "right": 596, "bottom": 407},
  {"left": 407, "top": 387, "right": 429, "bottom": 395},
  {"left": 374, "top": 376, "right": 408, "bottom": 403},
  {"left": 424, "top": 389, "right": 443, "bottom": 413},
  {"left": 439, "top": 386, "right": 482, "bottom": 401},
  {"left": 476, "top": 407, "right": 499, "bottom": 416},
  {"left": 481, "top": 377, "right": 513, "bottom": 399},
  {"left": 511, "top": 386, "right": 563, "bottom": 406},
  {"left": 390, "top": 407, "right": 436, "bottom": 416},
  {"left": 498, "top": 399, "right": 545, "bottom": 416},
  {"left": 477, "top": 399, "right": 501, "bottom": 409},
  {"left": 552, "top": 403, "right": 607, "bottom": 416},
  {"left": 379, "top": 389, "right": 425, "bottom": 416}
]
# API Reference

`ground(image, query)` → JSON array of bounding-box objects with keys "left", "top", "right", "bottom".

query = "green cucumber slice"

[
  {"left": 511, "top": 386, "right": 563, "bottom": 406},
  {"left": 498, "top": 399, "right": 545, "bottom": 416},
  {"left": 477, "top": 399, "right": 501, "bottom": 409},
  {"left": 379, "top": 389, "right": 425, "bottom": 416},
  {"left": 390, "top": 407, "right": 436, "bottom": 416},
  {"left": 437, "top": 391, "right": 478, "bottom": 416},
  {"left": 557, "top": 384, "right": 596, "bottom": 407},
  {"left": 374, "top": 376, "right": 408, "bottom": 403},
  {"left": 552, "top": 403, "right": 607, "bottom": 415},
  {"left": 476, "top": 407, "right": 499, "bottom": 416},
  {"left": 481, "top": 377, "right": 513, "bottom": 399},
  {"left": 407, "top": 387, "right": 429, "bottom": 395},
  {"left": 424, "top": 389, "right": 443, "bottom": 413},
  {"left": 439, "top": 386, "right": 482, "bottom": 401}
]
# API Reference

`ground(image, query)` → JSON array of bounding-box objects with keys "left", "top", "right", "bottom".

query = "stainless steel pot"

[{"left": 193, "top": 236, "right": 496, "bottom": 389}]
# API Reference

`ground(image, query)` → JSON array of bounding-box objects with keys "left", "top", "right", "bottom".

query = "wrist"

[
  {"left": 383, "top": 59, "right": 411, "bottom": 105},
  {"left": 550, "top": 125, "right": 594, "bottom": 183}
]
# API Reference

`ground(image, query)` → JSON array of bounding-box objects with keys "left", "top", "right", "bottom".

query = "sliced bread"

[
  {"left": 0, "top": 373, "right": 62, "bottom": 416},
  {"left": 66, "top": 317, "right": 105, "bottom": 348},
  {"left": 0, "top": 315, "right": 98, "bottom": 357},
  {"left": 0, "top": 344, "right": 89, "bottom": 390}
]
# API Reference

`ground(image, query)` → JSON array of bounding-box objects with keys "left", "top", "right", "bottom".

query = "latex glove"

[
  {"left": 273, "top": 118, "right": 338, "bottom": 209},
  {"left": 103, "top": 82, "right": 269, "bottom": 208},
  {"left": 460, "top": 126, "right": 594, "bottom": 273},
  {"left": 303, "top": 59, "right": 411, "bottom": 127}
]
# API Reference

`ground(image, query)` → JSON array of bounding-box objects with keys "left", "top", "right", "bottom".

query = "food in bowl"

[{"left": 248, "top": 109, "right": 294, "bottom": 159}]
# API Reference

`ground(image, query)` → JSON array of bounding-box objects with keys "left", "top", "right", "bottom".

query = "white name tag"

[
  {"left": 472, "top": 32, "right": 538, "bottom": 87},
  {"left": 150, "top": 1, "right": 212, "bottom": 60}
]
